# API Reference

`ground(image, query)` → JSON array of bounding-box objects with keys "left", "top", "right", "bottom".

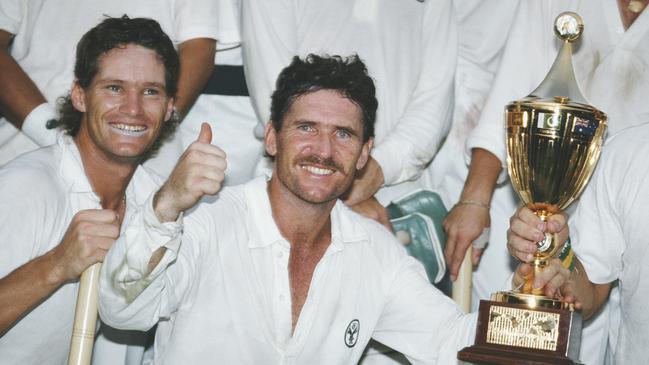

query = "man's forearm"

[
  {"left": 0, "top": 251, "right": 63, "bottom": 336},
  {"left": 573, "top": 259, "right": 611, "bottom": 320},
  {"left": 173, "top": 38, "right": 216, "bottom": 118},
  {"left": 0, "top": 31, "right": 47, "bottom": 128},
  {"left": 459, "top": 148, "right": 502, "bottom": 204}
]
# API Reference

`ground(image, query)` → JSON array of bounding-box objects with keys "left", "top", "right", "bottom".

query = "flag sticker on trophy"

[
  {"left": 537, "top": 113, "right": 562, "bottom": 129},
  {"left": 574, "top": 116, "right": 598, "bottom": 136},
  {"left": 459, "top": 12, "right": 607, "bottom": 365}
]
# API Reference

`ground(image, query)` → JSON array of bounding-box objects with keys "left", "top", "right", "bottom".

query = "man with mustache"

[{"left": 99, "top": 54, "right": 567, "bottom": 364}]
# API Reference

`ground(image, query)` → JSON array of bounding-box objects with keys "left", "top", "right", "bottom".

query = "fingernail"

[
  {"left": 537, "top": 222, "right": 546, "bottom": 231},
  {"left": 536, "top": 232, "right": 544, "bottom": 241},
  {"left": 526, "top": 254, "right": 534, "bottom": 262},
  {"left": 533, "top": 279, "right": 542, "bottom": 289},
  {"left": 450, "top": 275, "right": 457, "bottom": 282}
]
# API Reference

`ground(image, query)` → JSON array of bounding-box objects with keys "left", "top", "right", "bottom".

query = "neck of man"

[
  {"left": 74, "top": 137, "right": 137, "bottom": 214},
  {"left": 618, "top": 0, "right": 647, "bottom": 30},
  {"left": 267, "top": 176, "right": 334, "bottom": 249}
]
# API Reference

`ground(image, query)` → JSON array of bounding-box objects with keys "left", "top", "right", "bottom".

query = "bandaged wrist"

[{"left": 22, "top": 103, "right": 58, "bottom": 146}]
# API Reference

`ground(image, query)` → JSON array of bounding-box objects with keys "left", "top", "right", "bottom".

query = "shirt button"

[{"left": 277, "top": 251, "right": 283, "bottom": 258}]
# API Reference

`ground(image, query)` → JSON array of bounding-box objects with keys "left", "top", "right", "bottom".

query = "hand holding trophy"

[{"left": 459, "top": 12, "right": 607, "bottom": 364}]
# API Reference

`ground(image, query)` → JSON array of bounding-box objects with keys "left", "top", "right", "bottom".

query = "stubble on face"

[
  {"left": 267, "top": 89, "right": 370, "bottom": 206},
  {"left": 73, "top": 44, "right": 174, "bottom": 166}
]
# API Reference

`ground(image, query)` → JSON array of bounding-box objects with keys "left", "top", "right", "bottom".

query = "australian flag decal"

[{"left": 573, "top": 116, "right": 598, "bottom": 136}]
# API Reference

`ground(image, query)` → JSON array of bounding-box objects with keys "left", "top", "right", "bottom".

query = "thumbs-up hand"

[{"left": 153, "top": 123, "right": 227, "bottom": 222}]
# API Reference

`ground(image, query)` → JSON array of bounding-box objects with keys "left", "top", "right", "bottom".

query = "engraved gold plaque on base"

[{"left": 458, "top": 12, "right": 606, "bottom": 365}]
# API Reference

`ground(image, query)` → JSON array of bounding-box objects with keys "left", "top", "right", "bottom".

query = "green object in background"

[{"left": 387, "top": 190, "right": 448, "bottom": 285}]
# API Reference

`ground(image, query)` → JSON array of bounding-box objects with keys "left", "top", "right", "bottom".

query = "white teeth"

[
  {"left": 111, "top": 123, "right": 146, "bottom": 132},
  {"left": 303, "top": 165, "right": 334, "bottom": 175}
]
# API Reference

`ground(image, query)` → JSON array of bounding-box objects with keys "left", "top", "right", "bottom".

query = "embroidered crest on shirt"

[{"left": 344, "top": 319, "right": 360, "bottom": 347}]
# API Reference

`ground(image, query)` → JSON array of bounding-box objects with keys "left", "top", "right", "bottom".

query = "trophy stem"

[{"left": 524, "top": 258, "right": 548, "bottom": 295}]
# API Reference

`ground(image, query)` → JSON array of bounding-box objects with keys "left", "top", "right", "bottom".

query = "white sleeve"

[
  {"left": 464, "top": 2, "right": 555, "bottom": 181},
  {"left": 570, "top": 145, "right": 625, "bottom": 284},
  {"left": 241, "top": 0, "right": 297, "bottom": 137},
  {"left": 172, "top": 0, "right": 221, "bottom": 43},
  {"left": 0, "top": 0, "right": 22, "bottom": 34},
  {"left": 99, "top": 194, "right": 189, "bottom": 331},
  {"left": 371, "top": 0, "right": 457, "bottom": 186},
  {"left": 372, "top": 257, "right": 476, "bottom": 364}
]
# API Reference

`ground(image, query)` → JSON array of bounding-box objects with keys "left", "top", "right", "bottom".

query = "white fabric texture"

[
  {"left": 0, "top": 0, "right": 221, "bottom": 163},
  {"left": 463, "top": 2, "right": 649, "bottom": 363},
  {"left": 571, "top": 123, "right": 649, "bottom": 365},
  {"left": 241, "top": 0, "right": 457, "bottom": 203},
  {"left": 99, "top": 176, "right": 476, "bottom": 365},
  {"left": 0, "top": 135, "right": 162, "bottom": 365}
]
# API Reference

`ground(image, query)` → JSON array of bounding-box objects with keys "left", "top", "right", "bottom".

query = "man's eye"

[
  {"left": 297, "top": 124, "right": 314, "bottom": 132},
  {"left": 336, "top": 129, "right": 352, "bottom": 139},
  {"left": 143, "top": 88, "right": 160, "bottom": 96},
  {"left": 107, "top": 85, "right": 122, "bottom": 92}
]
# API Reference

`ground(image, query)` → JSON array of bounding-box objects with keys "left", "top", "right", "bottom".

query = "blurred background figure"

[
  {"left": 145, "top": 0, "right": 263, "bottom": 186},
  {"left": 428, "top": 0, "right": 519, "bottom": 288}
]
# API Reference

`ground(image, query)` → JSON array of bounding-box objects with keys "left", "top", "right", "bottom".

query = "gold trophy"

[{"left": 459, "top": 12, "right": 607, "bottom": 364}]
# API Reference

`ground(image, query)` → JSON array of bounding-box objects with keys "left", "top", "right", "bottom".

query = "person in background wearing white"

[
  {"left": 426, "top": 0, "right": 520, "bottom": 282},
  {"left": 145, "top": 0, "right": 263, "bottom": 186},
  {"left": 507, "top": 123, "right": 649, "bottom": 365}
]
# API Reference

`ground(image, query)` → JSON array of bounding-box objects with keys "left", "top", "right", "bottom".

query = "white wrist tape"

[
  {"left": 472, "top": 227, "right": 490, "bottom": 249},
  {"left": 22, "top": 103, "right": 58, "bottom": 146}
]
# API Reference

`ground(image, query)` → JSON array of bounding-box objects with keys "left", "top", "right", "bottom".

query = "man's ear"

[
  {"left": 164, "top": 97, "right": 175, "bottom": 122},
  {"left": 70, "top": 81, "right": 87, "bottom": 112},
  {"left": 356, "top": 138, "right": 373, "bottom": 170},
  {"left": 264, "top": 121, "right": 278, "bottom": 157}
]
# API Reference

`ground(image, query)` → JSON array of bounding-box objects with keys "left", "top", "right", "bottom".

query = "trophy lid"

[{"left": 519, "top": 12, "right": 594, "bottom": 111}]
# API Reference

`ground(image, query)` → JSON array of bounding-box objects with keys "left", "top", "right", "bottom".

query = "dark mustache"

[{"left": 299, "top": 155, "right": 343, "bottom": 171}]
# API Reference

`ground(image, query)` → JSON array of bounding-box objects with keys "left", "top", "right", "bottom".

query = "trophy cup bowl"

[
  {"left": 506, "top": 95, "right": 606, "bottom": 299},
  {"left": 458, "top": 12, "right": 607, "bottom": 364}
]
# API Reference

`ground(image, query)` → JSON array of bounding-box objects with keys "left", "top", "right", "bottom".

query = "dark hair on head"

[
  {"left": 270, "top": 54, "right": 377, "bottom": 142},
  {"left": 57, "top": 15, "right": 180, "bottom": 143}
]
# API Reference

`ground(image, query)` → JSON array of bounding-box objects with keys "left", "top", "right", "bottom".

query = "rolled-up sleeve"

[{"left": 99, "top": 193, "right": 186, "bottom": 331}]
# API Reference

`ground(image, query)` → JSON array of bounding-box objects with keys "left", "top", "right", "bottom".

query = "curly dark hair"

[
  {"left": 270, "top": 54, "right": 377, "bottom": 142},
  {"left": 57, "top": 15, "right": 180, "bottom": 156}
]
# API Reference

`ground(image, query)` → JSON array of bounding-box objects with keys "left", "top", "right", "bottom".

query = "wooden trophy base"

[{"left": 458, "top": 295, "right": 582, "bottom": 365}]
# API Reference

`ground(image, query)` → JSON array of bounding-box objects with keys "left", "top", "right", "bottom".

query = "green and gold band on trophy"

[{"left": 458, "top": 12, "right": 607, "bottom": 365}]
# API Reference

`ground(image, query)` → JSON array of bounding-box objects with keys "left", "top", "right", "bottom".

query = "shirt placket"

[{"left": 272, "top": 241, "right": 292, "bottom": 352}]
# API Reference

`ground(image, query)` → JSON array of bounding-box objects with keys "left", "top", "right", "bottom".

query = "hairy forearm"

[
  {"left": 459, "top": 148, "right": 502, "bottom": 204},
  {"left": 573, "top": 259, "right": 611, "bottom": 320},
  {"left": 173, "top": 38, "right": 216, "bottom": 118},
  {"left": 0, "top": 251, "right": 63, "bottom": 336}
]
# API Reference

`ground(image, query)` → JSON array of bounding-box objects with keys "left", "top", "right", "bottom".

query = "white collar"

[{"left": 245, "top": 176, "right": 369, "bottom": 251}]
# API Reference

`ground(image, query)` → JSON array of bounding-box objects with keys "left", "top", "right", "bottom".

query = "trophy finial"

[
  {"left": 554, "top": 12, "right": 583, "bottom": 43},
  {"left": 528, "top": 12, "right": 588, "bottom": 104}
]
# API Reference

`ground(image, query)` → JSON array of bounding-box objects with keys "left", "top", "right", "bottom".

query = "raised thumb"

[{"left": 197, "top": 122, "right": 212, "bottom": 144}]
